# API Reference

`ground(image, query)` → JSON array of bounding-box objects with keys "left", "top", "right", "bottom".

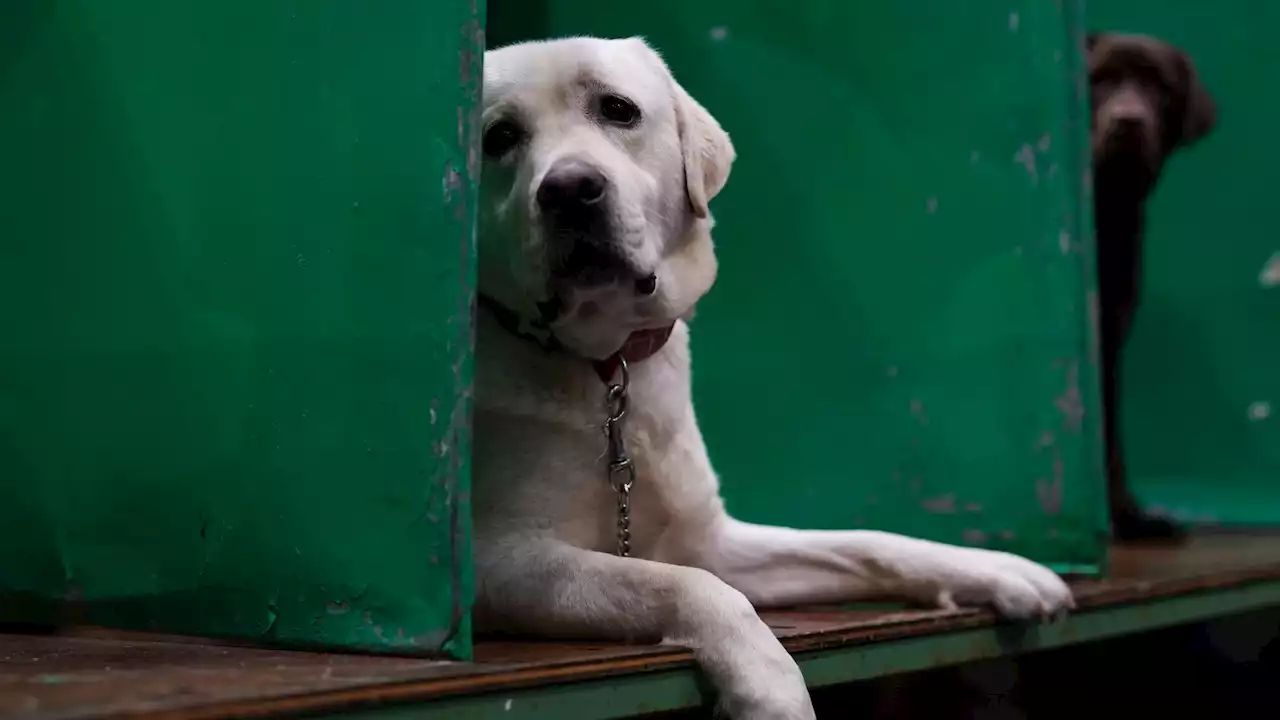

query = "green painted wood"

[
  {"left": 1087, "top": 6, "right": 1280, "bottom": 525},
  {"left": 489, "top": 1, "right": 1106, "bottom": 569},
  {"left": 0, "top": 0, "right": 481, "bottom": 656}
]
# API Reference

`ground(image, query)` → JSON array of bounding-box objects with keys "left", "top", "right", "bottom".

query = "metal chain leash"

[{"left": 603, "top": 357, "right": 635, "bottom": 557}]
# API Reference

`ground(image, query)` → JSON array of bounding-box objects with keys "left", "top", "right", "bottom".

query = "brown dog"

[{"left": 1087, "top": 32, "right": 1216, "bottom": 541}]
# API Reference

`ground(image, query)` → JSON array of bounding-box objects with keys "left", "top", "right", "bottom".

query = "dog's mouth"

[
  {"left": 1094, "top": 115, "right": 1160, "bottom": 161},
  {"left": 541, "top": 260, "right": 660, "bottom": 328},
  {"left": 1100, "top": 131, "right": 1149, "bottom": 159},
  {"left": 547, "top": 235, "right": 658, "bottom": 293},
  {"left": 550, "top": 237, "right": 637, "bottom": 286}
]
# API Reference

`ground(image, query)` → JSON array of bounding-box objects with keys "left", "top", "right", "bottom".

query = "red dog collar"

[
  {"left": 591, "top": 324, "right": 675, "bottom": 384},
  {"left": 478, "top": 294, "right": 675, "bottom": 385}
]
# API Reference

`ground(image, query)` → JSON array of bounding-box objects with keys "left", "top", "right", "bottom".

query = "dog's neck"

[
  {"left": 1093, "top": 161, "right": 1158, "bottom": 250},
  {"left": 477, "top": 294, "right": 675, "bottom": 384}
]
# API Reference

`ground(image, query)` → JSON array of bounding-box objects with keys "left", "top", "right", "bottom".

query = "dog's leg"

[
  {"left": 673, "top": 516, "right": 1074, "bottom": 617},
  {"left": 1100, "top": 263, "right": 1184, "bottom": 542},
  {"left": 1103, "top": 334, "right": 1179, "bottom": 541},
  {"left": 475, "top": 538, "right": 816, "bottom": 720}
]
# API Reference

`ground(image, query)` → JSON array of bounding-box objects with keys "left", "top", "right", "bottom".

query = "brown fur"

[{"left": 1087, "top": 32, "right": 1216, "bottom": 541}]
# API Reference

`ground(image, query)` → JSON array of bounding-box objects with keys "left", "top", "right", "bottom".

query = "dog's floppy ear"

[
  {"left": 625, "top": 37, "right": 735, "bottom": 218},
  {"left": 1170, "top": 47, "right": 1216, "bottom": 145},
  {"left": 671, "top": 79, "right": 735, "bottom": 218}
]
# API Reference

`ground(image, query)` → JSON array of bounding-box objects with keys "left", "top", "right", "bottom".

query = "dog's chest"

[
  {"left": 473, "top": 320, "right": 704, "bottom": 556},
  {"left": 474, "top": 383, "right": 685, "bottom": 553},
  {"left": 535, "top": 393, "right": 676, "bottom": 555}
]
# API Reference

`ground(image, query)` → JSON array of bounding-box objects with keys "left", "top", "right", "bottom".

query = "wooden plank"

[{"left": 3, "top": 535, "right": 1280, "bottom": 720}]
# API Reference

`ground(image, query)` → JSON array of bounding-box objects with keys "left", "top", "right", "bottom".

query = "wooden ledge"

[{"left": 4, "top": 535, "right": 1280, "bottom": 720}]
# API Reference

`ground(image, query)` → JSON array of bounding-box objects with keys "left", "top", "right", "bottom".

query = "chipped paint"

[
  {"left": 1014, "top": 143, "right": 1038, "bottom": 184},
  {"left": 709, "top": 26, "right": 729, "bottom": 41},
  {"left": 1054, "top": 360, "right": 1085, "bottom": 431},
  {"left": 412, "top": 629, "right": 452, "bottom": 650},
  {"left": 1036, "top": 449, "right": 1066, "bottom": 515},
  {"left": 1260, "top": 252, "right": 1280, "bottom": 288},
  {"left": 923, "top": 494, "right": 957, "bottom": 514},
  {"left": 440, "top": 2, "right": 485, "bottom": 660},
  {"left": 909, "top": 399, "right": 929, "bottom": 427},
  {"left": 926, "top": 196, "right": 938, "bottom": 214},
  {"left": 1248, "top": 401, "right": 1272, "bottom": 422},
  {"left": 1008, "top": 12, "right": 1020, "bottom": 31}
]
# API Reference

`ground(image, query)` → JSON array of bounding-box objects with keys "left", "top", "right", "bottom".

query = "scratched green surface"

[
  {"left": 1087, "top": 5, "right": 1280, "bottom": 525},
  {"left": 490, "top": 2, "right": 1106, "bottom": 570},
  {"left": 0, "top": 1, "right": 479, "bottom": 656}
]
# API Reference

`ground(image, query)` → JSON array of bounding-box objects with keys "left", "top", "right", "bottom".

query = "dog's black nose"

[{"left": 537, "top": 160, "right": 608, "bottom": 213}]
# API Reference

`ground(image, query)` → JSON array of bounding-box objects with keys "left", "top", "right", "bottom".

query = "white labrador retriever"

[{"left": 474, "top": 36, "right": 1075, "bottom": 720}]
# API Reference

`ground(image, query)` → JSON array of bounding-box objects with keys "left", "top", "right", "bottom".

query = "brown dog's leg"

[{"left": 1102, "top": 292, "right": 1184, "bottom": 542}]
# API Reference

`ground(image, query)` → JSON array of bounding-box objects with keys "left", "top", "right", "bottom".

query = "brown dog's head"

[{"left": 1087, "top": 32, "right": 1216, "bottom": 188}]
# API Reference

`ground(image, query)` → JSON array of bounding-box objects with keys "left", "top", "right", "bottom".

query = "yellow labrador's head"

[
  {"left": 479, "top": 36, "right": 734, "bottom": 359},
  {"left": 1087, "top": 32, "right": 1215, "bottom": 190}
]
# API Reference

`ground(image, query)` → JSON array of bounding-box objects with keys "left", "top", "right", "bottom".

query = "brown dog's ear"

[
  {"left": 1171, "top": 48, "right": 1216, "bottom": 145},
  {"left": 671, "top": 79, "right": 735, "bottom": 219}
]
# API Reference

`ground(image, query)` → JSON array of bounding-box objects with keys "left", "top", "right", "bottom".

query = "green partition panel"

[
  {"left": 1087, "top": 6, "right": 1280, "bottom": 525},
  {"left": 0, "top": 1, "right": 481, "bottom": 656},
  {"left": 490, "top": 2, "right": 1106, "bottom": 571}
]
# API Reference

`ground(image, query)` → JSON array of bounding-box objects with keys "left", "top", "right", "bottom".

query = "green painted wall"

[
  {"left": 0, "top": 1, "right": 480, "bottom": 656},
  {"left": 490, "top": 2, "right": 1106, "bottom": 570},
  {"left": 1088, "top": 5, "right": 1280, "bottom": 524}
]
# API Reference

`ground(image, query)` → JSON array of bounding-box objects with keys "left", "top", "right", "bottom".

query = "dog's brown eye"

[
  {"left": 483, "top": 120, "right": 525, "bottom": 158},
  {"left": 599, "top": 94, "right": 641, "bottom": 127}
]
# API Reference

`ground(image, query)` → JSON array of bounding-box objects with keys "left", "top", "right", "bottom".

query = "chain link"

[{"left": 603, "top": 357, "right": 636, "bottom": 557}]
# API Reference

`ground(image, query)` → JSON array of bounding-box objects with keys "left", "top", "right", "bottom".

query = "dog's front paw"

[
  {"left": 1112, "top": 505, "right": 1187, "bottom": 543},
  {"left": 935, "top": 548, "right": 1075, "bottom": 620}
]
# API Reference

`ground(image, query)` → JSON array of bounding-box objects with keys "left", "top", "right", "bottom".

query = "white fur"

[{"left": 473, "top": 36, "right": 1075, "bottom": 720}]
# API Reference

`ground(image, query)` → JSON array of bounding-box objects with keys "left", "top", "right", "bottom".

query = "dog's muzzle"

[
  {"left": 1102, "top": 116, "right": 1150, "bottom": 150},
  {"left": 538, "top": 158, "right": 637, "bottom": 286}
]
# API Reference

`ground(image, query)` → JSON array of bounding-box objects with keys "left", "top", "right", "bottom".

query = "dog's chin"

[
  {"left": 553, "top": 323, "right": 635, "bottom": 361},
  {"left": 1094, "top": 137, "right": 1160, "bottom": 192},
  {"left": 550, "top": 300, "right": 636, "bottom": 360},
  {"left": 543, "top": 278, "right": 673, "bottom": 360}
]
